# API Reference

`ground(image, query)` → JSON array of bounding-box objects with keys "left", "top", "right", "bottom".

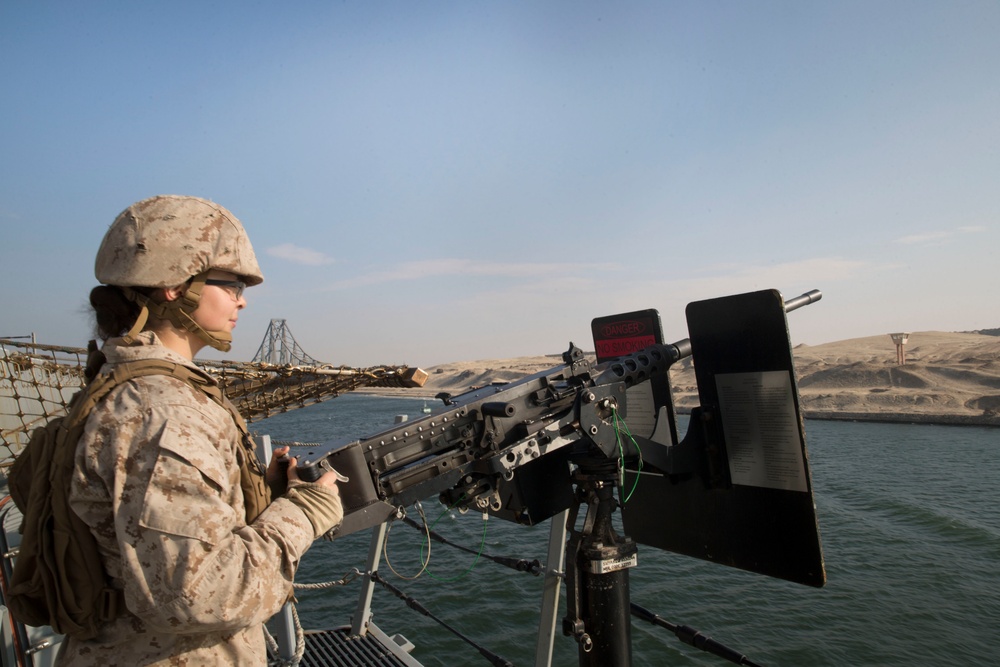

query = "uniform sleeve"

[{"left": 106, "top": 382, "right": 320, "bottom": 634}]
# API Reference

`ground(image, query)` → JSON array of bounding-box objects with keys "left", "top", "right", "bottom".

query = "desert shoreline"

[
  {"left": 353, "top": 331, "right": 1000, "bottom": 428},
  {"left": 799, "top": 411, "right": 1000, "bottom": 427},
  {"left": 354, "top": 386, "right": 1000, "bottom": 427}
]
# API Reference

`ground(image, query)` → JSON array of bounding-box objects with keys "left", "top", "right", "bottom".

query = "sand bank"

[{"left": 356, "top": 332, "right": 1000, "bottom": 427}]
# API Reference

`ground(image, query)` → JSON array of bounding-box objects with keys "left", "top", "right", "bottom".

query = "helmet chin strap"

[
  {"left": 118, "top": 292, "right": 150, "bottom": 346},
  {"left": 121, "top": 272, "right": 233, "bottom": 352}
]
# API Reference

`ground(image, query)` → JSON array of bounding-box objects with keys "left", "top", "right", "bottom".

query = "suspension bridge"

[
  {"left": 0, "top": 321, "right": 426, "bottom": 462},
  {"left": 252, "top": 318, "right": 322, "bottom": 366}
]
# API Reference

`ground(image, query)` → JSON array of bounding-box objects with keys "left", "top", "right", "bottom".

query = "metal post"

[
  {"left": 889, "top": 333, "right": 910, "bottom": 366},
  {"left": 256, "top": 434, "right": 300, "bottom": 660},
  {"left": 351, "top": 522, "right": 389, "bottom": 635},
  {"left": 274, "top": 603, "right": 297, "bottom": 662},
  {"left": 534, "top": 509, "right": 568, "bottom": 667},
  {"left": 563, "top": 460, "right": 636, "bottom": 667}
]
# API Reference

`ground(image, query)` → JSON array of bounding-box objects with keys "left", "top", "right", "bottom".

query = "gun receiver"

[{"left": 294, "top": 288, "right": 822, "bottom": 538}]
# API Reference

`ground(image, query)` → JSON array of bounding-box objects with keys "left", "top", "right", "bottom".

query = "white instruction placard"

[
  {"left": 623, "top": 382, "right": 675, "bottom": 446},
  {"left": 715, "top": 371, "right": 808, "bottom": 492},
  {"left": 624, "top": 382, "right": 656, "bottom": 438}
]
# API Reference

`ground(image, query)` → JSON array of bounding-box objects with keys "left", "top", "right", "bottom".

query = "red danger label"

[
  {"left": 592, "top": 309, "right": 662, "bottom": 362},
  {"left": 595, "top": 335, "right": 657, "bottom": 359},
  {"left": 600, "top": 320, "right": 647, "bottom": 337}
]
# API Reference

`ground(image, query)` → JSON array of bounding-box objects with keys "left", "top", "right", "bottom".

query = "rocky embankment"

[{"left": 383, "top": 332, "right": 1000, "bottom": 426}]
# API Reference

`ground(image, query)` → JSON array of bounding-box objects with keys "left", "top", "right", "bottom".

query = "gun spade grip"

[
  {"left": 295, "top": 459, "right": 323, "bottom": 483},
  {"left": 295, "top": 458, "right": 349, "bottom": 484}
]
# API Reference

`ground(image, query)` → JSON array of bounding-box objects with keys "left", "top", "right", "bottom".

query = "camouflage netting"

[
  {"left": 1, "top": 338, "right": 424, "bottom": 471},
  {"left": 0, "top": 339, "right": 87, "bottom": 466},
  {"left": 202, "top": 359, "right": 425, "bottom": 422}
]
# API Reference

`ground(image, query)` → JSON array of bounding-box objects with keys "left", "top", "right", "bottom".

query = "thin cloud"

[
  {"left": 324, "top": 258, "right": 619, "bottom": 290},
  {"left": 735, "top": 257, "right": 871, "bottom": 283},
  {"left": 679, "top": 257, "right": 871, "bottom": 290},
  {"left": 895, "top": 226, "right": 988, "bottom": 246},
  {"left": 267, "top": 243, "right": 334, "bottom": 266},
  {"left": 895, "top": 231, "right": 951, "bottom": 245}
]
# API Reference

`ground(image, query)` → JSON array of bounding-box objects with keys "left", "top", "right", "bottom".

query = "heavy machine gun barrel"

[
  {"left": 783, "top": 288, "right": 822, "bottom": 313},
  {"left": 659, "top": 288, "right": 820, "bottom": 371}
]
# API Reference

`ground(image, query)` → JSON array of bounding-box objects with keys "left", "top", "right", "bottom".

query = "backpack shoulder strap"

[
  {"left": 103, "top": 359, "right": 250, "bottom": 436},
  {"left": 64, "top": 359, "right": 187, "bottom": 429},
  {"left": 90, "top": 358, "right": 269, "bottom": 521}
]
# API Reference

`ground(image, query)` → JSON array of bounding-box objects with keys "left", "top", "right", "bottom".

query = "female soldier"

[{"left": 63, "top": 195, "right": 342, "bottom": 665}]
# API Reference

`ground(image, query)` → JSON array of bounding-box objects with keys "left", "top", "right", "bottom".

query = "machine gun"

[{"left": 295, "top": 288, "right": 825, "bottom": 666}]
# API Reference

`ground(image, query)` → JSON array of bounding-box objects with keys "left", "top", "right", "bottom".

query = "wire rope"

[{"left": 382, "top": 501, "right": 433, "bottom": 580}]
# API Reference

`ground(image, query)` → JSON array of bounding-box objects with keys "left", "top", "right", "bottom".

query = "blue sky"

[{"left": 2, "top": 1, "right": 998, "bottom": 367}]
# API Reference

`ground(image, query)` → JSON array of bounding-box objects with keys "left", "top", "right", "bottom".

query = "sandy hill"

[
  {"left": 790, "top": 332, "right": 1000, "bottom": 419},
  {"left": 405, "top": 332, "right": 1000, "bottom": 426}
]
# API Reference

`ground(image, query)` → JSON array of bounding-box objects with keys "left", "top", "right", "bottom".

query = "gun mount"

[{"left": 294, "top": 288, "right": 825, "bottom": 666}]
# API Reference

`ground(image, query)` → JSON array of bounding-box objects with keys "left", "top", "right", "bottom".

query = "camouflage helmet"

[
  {"left": 94, "top": 195, "right": 264, "bottom": 353},
  {"left": 95, "top": 194, "right": 264, "bottom": 288}
]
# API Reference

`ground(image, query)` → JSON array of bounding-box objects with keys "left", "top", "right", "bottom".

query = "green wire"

[
  {"left": 425, "top": 517, "right": 487, "bottom": 583},
  {"left": 613, "top": 408, "right": 643, "bottom": 503},
  {"left": 421, "top": 497, "right": 490, "bottom": 582}
]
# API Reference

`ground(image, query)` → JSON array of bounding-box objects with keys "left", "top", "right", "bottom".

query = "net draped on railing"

[
  {"left": 0, "top": 339, "right": 87, "bottom": 464},
  {"left": 1, "top": 337, "right": 425, "bottom": 469},
  {"left": 202, "top": 359, "right": 426, "bottom": 422}
]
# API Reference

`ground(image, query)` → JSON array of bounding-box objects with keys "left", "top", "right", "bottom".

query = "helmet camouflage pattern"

[{"left": 95, "top": 195, "right": 263, "bottom": 288}]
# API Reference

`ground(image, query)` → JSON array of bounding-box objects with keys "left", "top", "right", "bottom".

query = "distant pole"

[{"left": 889, "top": 333, "right": 910, "bottom": 365}]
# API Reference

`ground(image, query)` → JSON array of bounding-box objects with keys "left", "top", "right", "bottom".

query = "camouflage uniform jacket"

[{"left": 60, "top": 332, "right": 326, "bottom": 666}]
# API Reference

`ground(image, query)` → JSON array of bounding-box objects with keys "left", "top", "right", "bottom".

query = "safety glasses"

[{"left": 205, "top": 278, "right": 246, "bottom": 300}]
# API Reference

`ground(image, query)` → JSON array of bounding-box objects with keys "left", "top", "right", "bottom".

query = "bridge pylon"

[{"left": 252, "top": 319, "right": 321, "bottom": 366}]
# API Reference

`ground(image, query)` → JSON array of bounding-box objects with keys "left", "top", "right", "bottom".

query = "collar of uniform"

[{"left": 101, "top": 331, "right": 217, "bottom": 385}]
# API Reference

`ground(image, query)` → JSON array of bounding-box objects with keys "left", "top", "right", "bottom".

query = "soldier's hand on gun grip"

[
  {"left": 283, "top": 457, "right": 343, "bottom": 538},
  {"left": 266, "top": 446, "right": 292, "bottom": 497}
]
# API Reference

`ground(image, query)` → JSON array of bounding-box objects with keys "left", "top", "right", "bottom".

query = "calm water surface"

[{"left": 259, "top": 394, "right": 1000, "bottom": 666}]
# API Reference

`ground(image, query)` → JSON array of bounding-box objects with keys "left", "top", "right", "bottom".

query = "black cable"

[
  {"left": 401, "top": 515, "right": 544, "bottom": 575},
  {"left": 631, "top": 602, "right": 765, "bottom": 667},
  {"left": 396, "top": 504, "right": 762, "bottom": 665},
  {"left": 370, "top": 571, "right": 514, "bottom": 667}
]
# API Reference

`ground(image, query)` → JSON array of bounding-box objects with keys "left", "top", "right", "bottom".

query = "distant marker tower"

[{"left": 889, "top": 332, "right": 910, "bottom": 365}]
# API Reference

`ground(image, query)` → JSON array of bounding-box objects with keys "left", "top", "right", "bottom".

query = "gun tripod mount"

[{"left": 563, "top": 458, "right": 637, "bottom": 666}]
